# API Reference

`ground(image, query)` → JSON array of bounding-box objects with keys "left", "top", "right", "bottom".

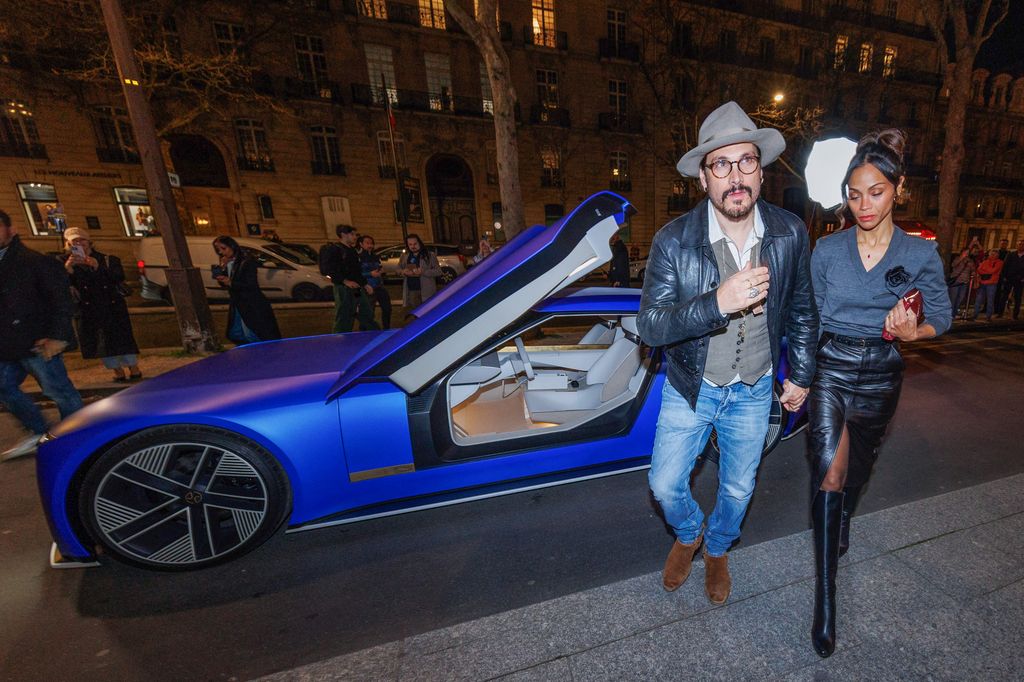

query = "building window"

[
  {"left": 17, "top": 182, "right": 62, "bottom": 236},
  {"left": 540, "top": 147, "right": 562, "bottom": 187},
  {"left": 760, "top": 37, "right": 775, "bottom": 65},
  {"left": 359, "top": 0, "right": 387, "bottom": 19},
  {"left": 882, "top": 46, "right": 897, "bottom": 78},
  {"left": 295, "top": 34, "right": 327, "bottom": 87},
  {"left": 480, "top": 63, "right": 494, "bottom": 115},
  {"left": 608, "top": 79, "right": 628, "bottom": 117},
  {"left": 609, "top": 151, "right": 629, "bottom": 191},
  {"left": 94, "top": 106, "right": 137, "bottom": 163},
  {"left": 365, "top": 44, "right": 397, "bottom": 104},
  {"left": 419, "top": 0, "right": 446, "bottom": 29},
  {"left": 531, "top": 0, "right": 557, "bottom": 48},
  {"left": 536, "top": 69, "right": 558, "bottom": 107},
  {"left": 377, "top": 131, "right": 407, "bottom": 177},
  {"left": 544, "top": 203, "right": 564, "bottom": 226},
  {"left": 424, "top": 53, "right": 453, "bottom": 112},
  {"left": 833, "top": 35, "right": 848, "bottom": 70},
  {"left": 213, "top": 21, "right": 245, "bottom": 55},
  {"left": 257, "top": 195, "right": 275, "bottom": 220},
  {"left": 606, "top": 8, "right": 626, "bottom": 47},
  {"left": 1012, "top": 199, "right": 1023, "bottom": 219},
  {"left": 310, "top": 126, "right": 344, "bottom": 175},
  {"left": 883, "top": 0, "right": 898, "bottom": 18},
  {"left": 719, "top": 30, "right": 737, "bottom": 54},
  {"left": 143, "top": 13, "right": 181, "bottom": 57},
  {"left": 858, "top": 43, "right": 873, "bottom": 73},
  {"left": 1, "top": 100, "right": 44, "bottom": 158},
  {"left": 234, "top": 119, "right": 274, "bottom": 171},
  {"left": 113, "top": 187, "right": 154, "bottom": 236}
]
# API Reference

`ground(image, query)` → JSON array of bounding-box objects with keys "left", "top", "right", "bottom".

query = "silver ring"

[{"left": 747, "top": 286, "right": 759, "bottom": 299}]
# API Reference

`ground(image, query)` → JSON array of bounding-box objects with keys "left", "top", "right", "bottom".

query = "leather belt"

[{"left": 823, "top": 332, "right": 892, "bottom": 347}]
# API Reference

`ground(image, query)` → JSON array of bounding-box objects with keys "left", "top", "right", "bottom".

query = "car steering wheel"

[{"left": 514, "top": 337, "right": 535, "bottom": 381}]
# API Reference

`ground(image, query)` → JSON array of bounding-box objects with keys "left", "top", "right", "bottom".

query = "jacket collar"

[{"left": 679, "top": 198, "right": 790, "bottom": 248}]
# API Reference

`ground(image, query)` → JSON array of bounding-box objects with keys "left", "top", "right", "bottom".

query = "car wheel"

[
  {"left": 439, "top": 266, "right": 457, "bottom": 285},
  {"left": 292, "top": 282, "right": 321, "bottom": 302},
  {"left": 79, "top": 425, "right": 290, "bottom": 571},
  {"left": 699, "top": 382, "right": 787, "bottom": 466}
]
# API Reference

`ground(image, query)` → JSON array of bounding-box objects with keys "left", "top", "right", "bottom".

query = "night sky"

[{"left": 977, "top": 1, "right": 1024, "bottom": 74}]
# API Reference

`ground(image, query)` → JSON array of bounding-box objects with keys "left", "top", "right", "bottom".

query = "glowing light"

[
  {"left": 773, "top": 93, "right": 785, "bottom": 103},
  {"left": 805, "top": 137, "right": 858, "bottom": 209}
]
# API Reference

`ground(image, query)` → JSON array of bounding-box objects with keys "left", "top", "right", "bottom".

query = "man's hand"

[
  {"left": 779, "top": 379, "right": 808, "bottom": 412},
  {"left": 716, "top": 260, "right": 770, "bottom": 315},
  {"left": 364, "top": 284, "right": 374, "bottom": 295},
  {"left": 33, "top": 338, "right": 68, "bottom": 361},
  {"left": 343, "top": 279, "right": 360, "bottom": 289},
  {"left": 884, "top": 301, "right": 919, "bottom": 341}
]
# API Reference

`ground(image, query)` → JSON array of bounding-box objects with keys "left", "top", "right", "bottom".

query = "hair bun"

[{"left": 857, "top": 128, "right": 906, "bottom": 164}]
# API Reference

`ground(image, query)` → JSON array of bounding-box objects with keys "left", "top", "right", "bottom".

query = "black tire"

[
  {"left": 292, "top": 282, "right": 321, "bottom": 302},
  {"left": 699, "top": 381, "right": 788, "bottom": 466},
  {"left": 439, "top": 266, "right": 457, "bottom": 285},
  {"left": 79, "top": 425, "right": 291, "bottom": 571}
]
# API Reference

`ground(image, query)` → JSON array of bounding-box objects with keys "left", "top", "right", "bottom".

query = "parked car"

[
  {"left": 38, "top": 193, "right": 802, "bottom": 571},
  {"left": 136, "top": 236, "right": 332, "bottom": 303},
  {"left": 630, "top": 258, "right": 647, "bottom": 282},
  {"left": 377, "top": 242, "right": 467, "bottom": 284}
]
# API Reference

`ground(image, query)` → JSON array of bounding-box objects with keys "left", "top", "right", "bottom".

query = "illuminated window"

[
  {"left": 419, "top": 0, "right": 446, "bottom": 29},
  {"left": 609, "top": 151, "right": 629, "bottom": 190},
  {"left": 234, "top": 119, "right": 273, "bottom": 171},
  {"left": 833, "top": 35, "right": 848, "bottom": 70},
  {"left": 858, "top": 43, "right": 873, "bottom": 74},
  {"left": 1, "top": 99, "right": 41, "bottom": 154},
  {"left": 359, "top": 0, "right": 387, "bottom": 19},
  {"left": 882, "top": 46, "right": 897, "bottom": 78},
  {"left": 424, "top": 53, "right": 453, "bottom": 112},
  {"left": 17, "top": 182, "right": 62, "bottom": 236},
  {"left": 113, "top": 187, "right": 153, "bottom": 236},
  {"left": 531, "top": 0, "right": 556, "bottom": 48},
  {"left": 541, "top": 147, "right": 562, "bottom": 187}
]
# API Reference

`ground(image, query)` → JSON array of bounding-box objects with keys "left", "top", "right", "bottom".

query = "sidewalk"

[
  {"left": 260, "top": 473, "right": 1024, "bottom": 681},
  {"left": 12, "top": 313, "right": 1024, "bottom": 407}
]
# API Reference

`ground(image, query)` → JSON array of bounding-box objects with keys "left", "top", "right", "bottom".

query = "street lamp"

[{"left": 773, "top": 92, "right": 785, "bottom": 104}]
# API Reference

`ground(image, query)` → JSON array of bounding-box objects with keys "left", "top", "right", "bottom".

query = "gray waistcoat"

[{"left": 703, "top": 239, "right": 772, "bottom": 386}]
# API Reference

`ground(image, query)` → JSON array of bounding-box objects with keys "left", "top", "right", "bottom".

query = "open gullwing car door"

[{"left": 327, "top": 191, "right": 634, "bottom": 399}]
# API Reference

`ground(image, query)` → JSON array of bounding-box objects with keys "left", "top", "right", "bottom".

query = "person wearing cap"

[
  {"left": 637, "top": 101, "right": 818, "bottom": 604},
  {"left": 323, "top": 224, "right": 378, "bottom": 333},
  {"left": 0, "top": 209, "right": 84, "bottom": 461},
  {"left": 63, "top": 227, "right": 142, "bottom": 383}
]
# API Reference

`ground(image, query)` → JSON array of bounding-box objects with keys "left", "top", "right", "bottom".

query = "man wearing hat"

[
  {"left": 637, "top": 101, "right": 818, "bottom": 603},
  {"left": 0, "top": 210, "right": 83, "bottom": 461}
]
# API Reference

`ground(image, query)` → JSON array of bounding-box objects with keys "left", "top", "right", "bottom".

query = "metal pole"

[
  {"left": 383, "top": 72, "right": 408, "bottom": 240},
  {"left": 98, "top": 0, "right": 218, "bottom": 352}
]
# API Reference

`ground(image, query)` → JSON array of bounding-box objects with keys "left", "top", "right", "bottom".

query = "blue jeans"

[
  {"left": 973, "top": 284, "right": 997, "bottom": 319},
  {"left": 649, "top": 374, "right": 772, "bottom": 556},
  {"left": 0, "top": 354, "right": 84, "bottom": 435}
]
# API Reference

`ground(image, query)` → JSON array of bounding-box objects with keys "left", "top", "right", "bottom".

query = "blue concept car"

[{"left": 36, "top": 192, "right": 805, "bottom": 571}]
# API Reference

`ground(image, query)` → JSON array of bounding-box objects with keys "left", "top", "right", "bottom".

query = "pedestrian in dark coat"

[
  {"left": 62, "top": 227, "right": 141, "bottom": 382},
  {"left": 212, "top": 236, "right": 281, "bottom": 344},
  {"left": 608, "top": 233, "right": 630, "bottom": 287},
  {"left": 0, "top": 210, "right": 83, "bottom": 461}
]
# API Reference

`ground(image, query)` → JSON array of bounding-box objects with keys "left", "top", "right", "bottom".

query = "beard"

[{"left": 710, "top": 184, "right": 756, "bottom": 220}]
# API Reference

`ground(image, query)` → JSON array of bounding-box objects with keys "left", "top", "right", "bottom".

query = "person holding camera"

[
  {"left": 63, "top": 227, "right": 141, "bottom": 382},
  {"left": 212, "top": 236, "right": 281, "bottom": 345},
  {"left": 0, "top": 210, "right": 83, "bottom": 461}
]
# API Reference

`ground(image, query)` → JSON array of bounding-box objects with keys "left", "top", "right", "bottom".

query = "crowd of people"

[{"left": 949, "top": 236, "right": 1024, "bottom": 321}]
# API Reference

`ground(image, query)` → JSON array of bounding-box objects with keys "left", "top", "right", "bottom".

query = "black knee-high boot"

[
  {"left": 812, "top": 490, "right": 844, "bottom": 658},
  {"left": 838, "top": 486, "right": 861, "bottom": 558}
]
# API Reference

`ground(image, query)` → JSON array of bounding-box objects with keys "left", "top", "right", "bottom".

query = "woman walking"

[
  {"left": 63, "top": 227, "right": 141, "bottom": 382},
  {"left": 212, "top": 236, "right": 281, "bottom": 345},
  {"left": 807, "top": 130, "right": 951, "bottom": 657}
]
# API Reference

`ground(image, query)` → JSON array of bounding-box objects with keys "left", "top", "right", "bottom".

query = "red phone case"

[{"left": 882, "top": 288, "right": 924, "bottom": 340}]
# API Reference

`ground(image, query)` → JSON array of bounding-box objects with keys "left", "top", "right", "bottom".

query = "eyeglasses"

[{"left": 704, "top": 155, "right": 760, "bottom": 179}]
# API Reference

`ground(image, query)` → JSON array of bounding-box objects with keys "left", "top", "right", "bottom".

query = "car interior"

[{"left": 447, "top": 315, "right": 652, "bottom": 444}]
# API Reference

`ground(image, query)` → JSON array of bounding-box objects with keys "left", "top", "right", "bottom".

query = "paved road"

[{"left": 1, "top": 329, "right": 1021, "bottom": 681}]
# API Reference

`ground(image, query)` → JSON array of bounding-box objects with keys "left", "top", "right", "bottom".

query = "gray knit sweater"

[{"left": 811, "top": 226, "right": 952, "bottom": 339}]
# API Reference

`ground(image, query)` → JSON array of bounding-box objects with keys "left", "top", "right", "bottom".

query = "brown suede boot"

[
  {"left": 703, "top": 549, "right": 732, "bottom": 604},
  {"left": 662, "top": 535, "right": 703, "bottom": 592}
]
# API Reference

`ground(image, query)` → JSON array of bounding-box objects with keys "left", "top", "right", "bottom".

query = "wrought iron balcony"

[
  {"left": 286, "top": 78, "right": 343, "bottom": 103},
  {"left": 351, "top": 83, "right": 492, "bottom": 117},
  {"left": 599, "top": 112, "right": 643, "bottom": 134},
  {"left": 0, "top": 140, "right": 47, "bottom": 159},
  {"left": 598, "top": 38, "right": 640, "bottom": 62},
  {"left": 540, "top": 173, "right": 563, "bottom": 188},
  {"left": 609, "top": 177, "right": 632, "bottom": 192},
  {"left": 386, "top": 1, "right": 420, "bottom": 26},
  {"left": 311, "top": 159, "right": 346, "bottom": 176},
  {"left": 96, "top": 147, "right": 140, "bottom": 163},
  {"left": 530, "top": 104, "right": 570, "bottom": 127},
  {"left": 523, "top": 27, "right": 567, "bottom": 50},
  {"left": 237, "top": 156, "right": 275, "bottom": 172}
]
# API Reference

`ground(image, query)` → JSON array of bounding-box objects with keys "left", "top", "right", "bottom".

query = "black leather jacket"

[{"left": 638, "top": 199, "right": 818, "bottom": 408}]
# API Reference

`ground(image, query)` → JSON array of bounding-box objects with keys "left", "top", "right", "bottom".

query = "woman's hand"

[
  {"left": 884, "top": 301, "right": 919, "bottom": 341},
  {"left": 215, "top": 275, "right": 230, "bottom": 287}
]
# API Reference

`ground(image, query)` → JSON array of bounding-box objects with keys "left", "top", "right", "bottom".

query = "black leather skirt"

[{"left": 807, "top": 333, "right": 904, "bottom": 491}]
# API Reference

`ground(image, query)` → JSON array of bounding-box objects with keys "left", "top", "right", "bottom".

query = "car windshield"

[{"left": 264, "top": 243, "right": 316, "bottom": 266}]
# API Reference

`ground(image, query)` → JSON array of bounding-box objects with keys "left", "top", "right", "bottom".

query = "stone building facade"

[{"left": 1, "top": 0, "right": 1021, "bottom": 267}]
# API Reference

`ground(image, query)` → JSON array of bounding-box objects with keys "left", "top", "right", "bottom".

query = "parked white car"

[
  {"left": 136, "top": 236, "right": 333, "bottom": 303},
  {"left": 376, "top": 243, "right": 468, "bottom": 284}
]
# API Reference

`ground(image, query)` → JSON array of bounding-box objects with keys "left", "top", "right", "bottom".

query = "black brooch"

[{"left": 885, "top": 266, "right": 911, "bottom": 290}]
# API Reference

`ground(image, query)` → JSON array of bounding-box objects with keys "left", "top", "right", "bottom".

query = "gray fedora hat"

[{"left": 676, "top": 101, "right": 786, "bottom": 178}]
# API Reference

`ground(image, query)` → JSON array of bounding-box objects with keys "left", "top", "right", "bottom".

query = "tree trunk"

[
  {"left": 935, "top": 57, "right": 974, "bottom": 266},
  {"left": 446, "top": 2, "right": 526, "bottom": 238}
]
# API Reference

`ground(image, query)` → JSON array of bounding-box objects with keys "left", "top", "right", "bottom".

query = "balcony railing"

[
  {"left": 378, "top": 164, "right": 410, "bottom": 179},
  {"left": 351, "top": 83, "right": 493, "bottom": 117},
  {"left": 237, "top": 156, "right": 275, "bottom": 172},
  {"left": 524, "top": 26, "right": 568, "bottom": 50},
  {"left": 599, "top": 112, "right": 643, "bottom": 134},
  {"left": 530, "top": 104, "right": 570, "bottom": 127},
  {"left": 386, "top": 1, "right": 420, "bottom": 26},
  {"left": 96, "top": 147, "right": 140, "bottom": 163},
  {"left": 0, "top": 140, "right": 47, "bottom": 159},
  {"left": 286, "top": 78, "right": 343, "bottom": 102},
  {"left": 311, "top": 159, "right": 346, "bottom": 175},
  {"left": 609, "top": 177, "right": 632, "bottom": 192},
  {"left": 540, "top": 173, "right": 563, "bottom": 188},
  {"left": 827, "top": 6, "right": 932, "bottom": 39},
  {"left": 598, "top": 38, "right": 640, "bottom": 62}
]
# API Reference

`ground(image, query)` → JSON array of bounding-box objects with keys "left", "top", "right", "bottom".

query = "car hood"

[{"left": 328, "top": 191, "right": 634, "bottom": 399}]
